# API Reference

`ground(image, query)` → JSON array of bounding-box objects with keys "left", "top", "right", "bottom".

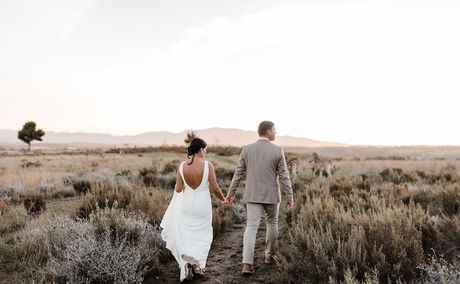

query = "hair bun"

[
  {"left": 187, "top": 146, "right": 194, "bottom": 156},
  {"left": 186, "top": 138, "right": 207, "bottom": 164}
]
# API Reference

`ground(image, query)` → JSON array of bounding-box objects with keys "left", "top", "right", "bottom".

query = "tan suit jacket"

[{"left": 227, "top": 138, "right": 293, "bottom": 204}]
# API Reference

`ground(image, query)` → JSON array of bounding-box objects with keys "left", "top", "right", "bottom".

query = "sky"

[{"left": 1, "top": 0, "right": 459, "bottom": 145}]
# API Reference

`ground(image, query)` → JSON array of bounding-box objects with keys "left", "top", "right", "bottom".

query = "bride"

[{"left": 160, "top": 138, "right": 226, "bottom": 281}]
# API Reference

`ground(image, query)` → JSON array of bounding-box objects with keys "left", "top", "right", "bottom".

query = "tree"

[
  {"left": 184, "top": 131, "right": 198, "bottom": 144},
  {"left": 18, "top": 121, "right": 45, "bottom": 151}
]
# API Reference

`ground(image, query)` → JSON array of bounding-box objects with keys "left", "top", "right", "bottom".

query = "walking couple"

[{"left": 160, "top": 121, "right": 294, "bottom": 281}]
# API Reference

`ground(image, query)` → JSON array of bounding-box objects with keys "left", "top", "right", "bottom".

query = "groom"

[{"left": 225, "top": 120, "right": 294, "bottom": 275}]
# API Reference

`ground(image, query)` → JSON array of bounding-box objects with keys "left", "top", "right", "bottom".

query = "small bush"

[
  {"left": 0, "top": 199, "right": 9, "bottom": 215},
  {"left": 63, "top": 169, "right": 120, "bottom": 195},
  {"left": 380, "top": 168, "right": 415, "bottom": 184},
  {"left": 22, "top": 194, "right": 46, "bottom": 216},
  {"left": 50, "top": 186, "right": 77, "bottom": 199},
  {"left": 439, "top": 164, "right": 458, "bottom": 183},
  {"left": 73, "top": 180, "right": 91, "bottom": 195},
  {"left": 436, "top": 214, "right": 460, "bottom": 262},
  {"left": 161, "top": 160, "right": 180, "bottom": 174},
  {"left": 208, "top": 146, "right": 241, "bottom": 156},
  {"left": 62, "top": 173, "right": 78, "bottom": 186},
  {"left": 155, "top": 173, "right": 176, "bottom": 188},
  {"left": 212, "top": 201, "right": 245, "bottom": 236},
  {"left": 402, "top": 184, "right": 460, "bottom": 216},
  {"left": 76, "top": 179, "right": 132, "bottom": 219},
  {"left": 329, "top": 177, "right": 354, "bottom": 196},
  {"left": 36, "top": 183, "right": 56, "bottom": 195},
  {"left": 20, "top": 160, "right": 43, "bottom": 168},
  {"left": 139, "top": 168, "right": 157, "bottom": 187},
  {"left": 0, "top": 206, "right": 27, "bottom": 236},
  {"left": 117, "top": 169, "right": 132, "bottom": 177},
  {"left": 214, "top": 167, "right": 235, "bottom": 184},
  {"left": 50, "top": 207, "right": 161, "bottom": 283},
  {"left": 0, "top": 185, "right": 22, "bottom": 204},
  {"left": 128, "top": 189, "right": 171, "bottom": 225},
  {"left": 329, "top": 267, "right": 380, "bottom": 284}
]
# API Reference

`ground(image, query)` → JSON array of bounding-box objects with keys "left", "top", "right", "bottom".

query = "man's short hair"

[{"left": 258, "top": 121, "right": 275, "bottom": 136}]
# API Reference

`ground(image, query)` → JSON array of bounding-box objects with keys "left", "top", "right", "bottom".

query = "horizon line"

[{"left": 1, "top": 127, "right": 459, "bottom": 147}]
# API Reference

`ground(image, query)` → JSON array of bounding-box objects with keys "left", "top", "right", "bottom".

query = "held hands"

[
  {"left": 285, "top": 201, "right": 294, "bottom": 211},
  {"left": 224, "top": 196, "right": 234, "bottom": 205}
]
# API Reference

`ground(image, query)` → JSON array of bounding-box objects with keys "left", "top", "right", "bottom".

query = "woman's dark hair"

[{"left": 187, "top": 138, "right": 207, "bottom": 165}]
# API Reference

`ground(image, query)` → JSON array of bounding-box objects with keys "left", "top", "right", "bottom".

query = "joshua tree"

[
  {"left": 184, "top": 131, "right": 198, "bottom": 144},
  {"left": 17, "top": 121, "right": 45, "bottom": 151}
]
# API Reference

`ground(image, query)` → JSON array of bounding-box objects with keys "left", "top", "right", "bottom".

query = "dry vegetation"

[
  {"left": 0, "top": 146, "right": 459, "bottom": 283},
  {"left": 279, "top": 154, "right": 460, "bottom": 283}
]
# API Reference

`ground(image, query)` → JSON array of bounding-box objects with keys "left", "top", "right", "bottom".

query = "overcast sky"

[{"left": 1, "top": 0, "right": 459, "bottom": 145}]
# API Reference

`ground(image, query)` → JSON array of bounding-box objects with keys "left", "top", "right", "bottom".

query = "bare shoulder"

[
  {"left": 207, "top": 161, "right": 215, "bottom": 169},
  {"left": 180, "top": 160, "right": 191, "bottom": 171}
]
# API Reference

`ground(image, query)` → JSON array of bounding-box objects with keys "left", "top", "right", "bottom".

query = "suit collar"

[{"left": 257, "top": 138, "right": 271, "bottom": 143}]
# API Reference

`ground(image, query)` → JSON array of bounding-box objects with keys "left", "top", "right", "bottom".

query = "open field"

[{"left": 1, "top": 146, "right": 459, "bottom": 283}]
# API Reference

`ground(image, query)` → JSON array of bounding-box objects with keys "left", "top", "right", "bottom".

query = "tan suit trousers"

[{"left": 243, "top": 202, "right": 280, "bottom": 265}]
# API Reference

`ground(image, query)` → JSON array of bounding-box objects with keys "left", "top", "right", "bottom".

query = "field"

[{"left": 0, "top": 146, "right": 459, "bottom": 283}]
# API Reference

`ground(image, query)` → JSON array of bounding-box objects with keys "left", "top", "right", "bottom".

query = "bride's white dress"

[{"left": 160, "top": 160, "right": 213, "bottom": 282}]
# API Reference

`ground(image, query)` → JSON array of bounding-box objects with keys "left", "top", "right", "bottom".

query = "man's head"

[{"left": 258, "top": 121, "right": 276, "bottom": 141}]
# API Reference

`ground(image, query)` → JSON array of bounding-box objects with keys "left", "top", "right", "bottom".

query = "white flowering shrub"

[
  {"left": 0, "top": 185, "right": 23, "bottom": 197},
  {"left": 36, "top": 183, "right": 56, "bottom": 194},
  {"left": 417, "top": 254, "right": 460, "bottom": 283},
  {"left": 15, "top": 204, "right": 162, "bottom": 283},
  {"left": 0, "top": 185, "right": 23, "bottom": 204},
  {"left": 84, "top": 168, "right": 115, "bottom": 183},
  {"left": 63, "top": 169, "right": 139, "bottom": 195},
  {"left": 155, "top": 173, "right": 176, "bottom": 188}
]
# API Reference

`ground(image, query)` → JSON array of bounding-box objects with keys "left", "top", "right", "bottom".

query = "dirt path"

[{"left": 150, "top": 215, "right": 286, "bottom": 283}]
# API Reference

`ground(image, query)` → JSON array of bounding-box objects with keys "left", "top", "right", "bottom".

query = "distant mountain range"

[{"left": 0, "top": 128, "right": 347, "bottom": 147}]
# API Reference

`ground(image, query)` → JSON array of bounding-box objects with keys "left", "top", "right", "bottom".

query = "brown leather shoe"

[
  {"left": 265, "top": 255, "right": 278, "bottom": 264},
  {"left": 241, "top": 264, "right": 254, "bottom": 276}
]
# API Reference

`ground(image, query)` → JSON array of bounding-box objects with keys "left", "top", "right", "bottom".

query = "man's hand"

[
  {"left": 224, "top": 196, "right": 234, "bottom": 205},
  {"left": 285, "top": 202, "right": 294, "bottom": 211}
]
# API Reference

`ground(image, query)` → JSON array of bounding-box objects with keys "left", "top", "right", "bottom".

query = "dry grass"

[
  {"left": 1, "top": 148, "right": 459, "bottom": 282},
  {"left": 279, "top": 155, "right": 460, "bottom": 283}
]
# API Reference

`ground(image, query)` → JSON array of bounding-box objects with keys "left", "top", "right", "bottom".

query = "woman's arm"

[
  {"left": 208, "top": 162, "right": 226, "bottom": 202},
  {"left": 175, "top": 167, "right": 184, "bottom": 193}
]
